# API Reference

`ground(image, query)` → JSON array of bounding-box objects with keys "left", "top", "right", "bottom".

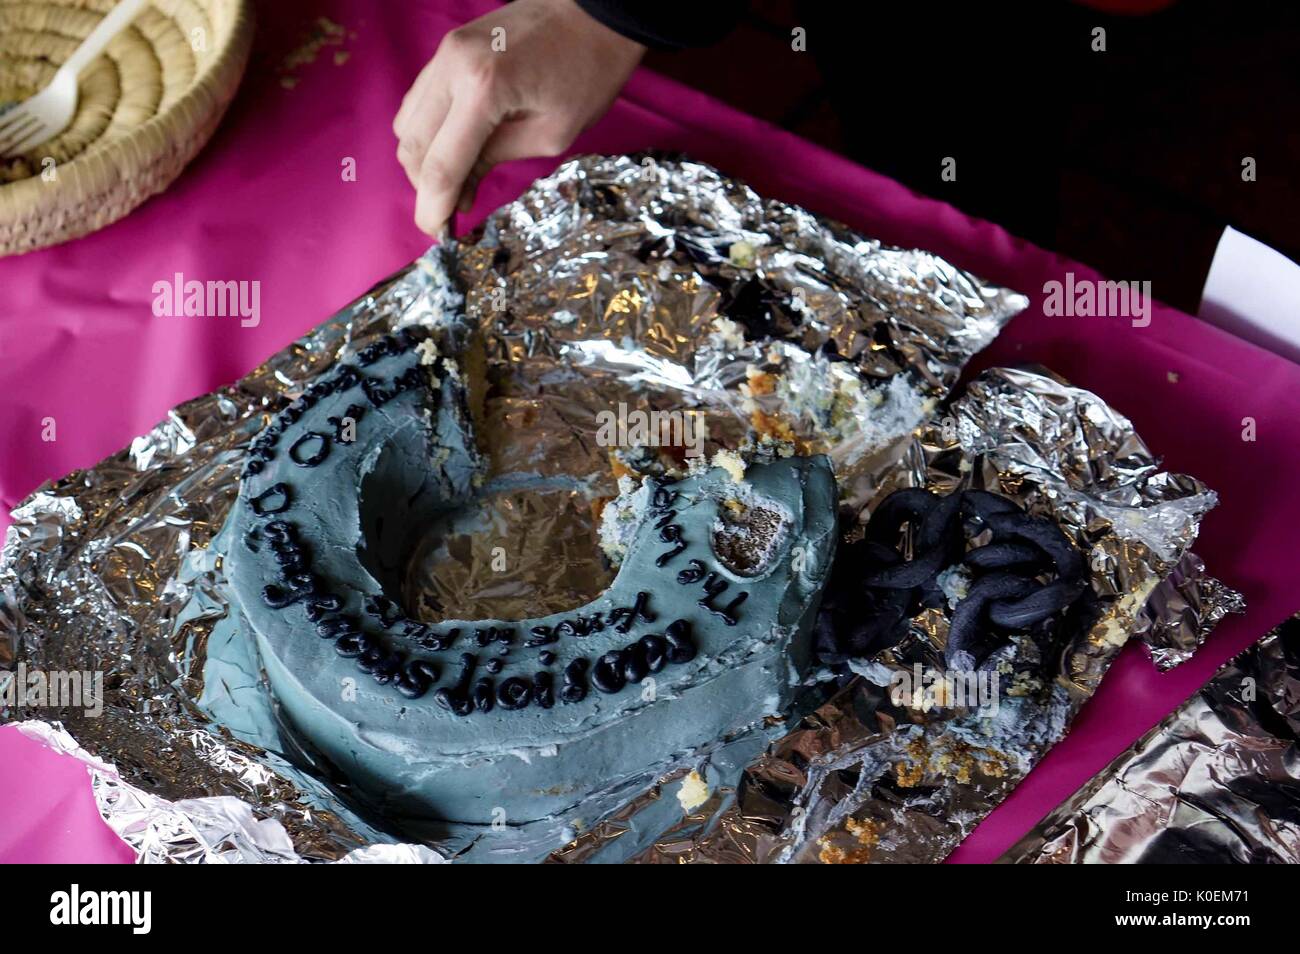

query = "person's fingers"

[
  {"left": 446, "top": 118, "right": 575, "bottom": 218},
  {"left": 393, "top": 52, "right": 443, "bottom": 136},
  {"left": 397, "top": 91, "right": 451, "bottom": 188},
  {"left": 479, "top": 114, "right": 576, "bottom": 167},
  {"left": 395, "top": 66, "right": 453, "bottom": 188},
  {"left": 414, "top": 92, "right": 499, "bottom": 235}
]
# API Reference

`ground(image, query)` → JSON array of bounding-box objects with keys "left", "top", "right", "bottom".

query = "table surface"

[{"left": 2, "top": 0, "right": 1298, "bottom": 864}]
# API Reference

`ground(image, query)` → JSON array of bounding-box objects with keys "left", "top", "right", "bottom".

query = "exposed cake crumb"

[
  {"left": 750, "top": 408, "right": 798, "bottom": 445},
  {"left": 416, "top": 339, "right": 440, "bottom": 366},
  {"left": 597, "top": 476, "right": 650, "bottom": 567},
  {"left": 677, "top": 770, "right": 710, "bottom": 812},
  {"left": 728, "top": 240, "right": 757, "bottom": 269},
  {"left": 708, "top": 316, "right": 746, "bottom": 351},
  {"left": 744, "top": 365, "right": 777, "bottom": 397},
  {"left": 712, "top": 449, "right": 746, "bottom": 483},
  {"left": 936, "top": 564, "right": 971, "bottom": 608}
]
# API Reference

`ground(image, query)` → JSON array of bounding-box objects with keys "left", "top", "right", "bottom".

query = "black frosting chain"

[{"left": 814, "top": 487, "right": 1090, "bottom": 671}]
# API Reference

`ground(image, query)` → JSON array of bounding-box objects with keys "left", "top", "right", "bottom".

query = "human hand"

[{"left": 394, "top": 0, "right": 646, "bottom": 236}]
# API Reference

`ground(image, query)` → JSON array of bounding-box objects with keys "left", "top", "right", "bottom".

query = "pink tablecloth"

[{"left": 2, "top": 0, "right": 1298, "bottom": 864}]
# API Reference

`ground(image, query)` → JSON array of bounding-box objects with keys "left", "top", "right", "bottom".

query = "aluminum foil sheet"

[
  {"left": 1000, "top": 613, "right": 1300, "bottom": 864},
  {"left": 0, "top": 154, "right": 1236, "bottom": 863},
  {"left": 617, "top": 367, "right": 1239, "bottom": 864},
  {"left": 1134, "top": 551, "right": 1246, "bottom": 671}
]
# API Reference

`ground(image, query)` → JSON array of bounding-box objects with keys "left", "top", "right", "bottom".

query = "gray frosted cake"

[{"left": 209, "top": 287, "right": 839, "bottom": 857}]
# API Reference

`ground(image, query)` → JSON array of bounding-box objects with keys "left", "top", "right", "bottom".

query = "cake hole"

[
  {"left": 711, "top": 499, "right": 791, "bottom": 577},
  {"left": 402, "top": 484, "right": 614, "bottom": 623}
]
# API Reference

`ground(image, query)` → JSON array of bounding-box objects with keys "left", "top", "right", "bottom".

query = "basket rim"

[{"left": 0, "top": 0, "right": 254, "bottom": 230}]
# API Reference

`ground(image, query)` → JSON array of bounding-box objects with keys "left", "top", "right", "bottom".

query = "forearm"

[{"left": 575, "top": 0, "right": 747, "bottom": 50}]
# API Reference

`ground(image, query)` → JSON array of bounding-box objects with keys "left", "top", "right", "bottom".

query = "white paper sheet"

[{"left": 1198, "top": 225, "right": 1300, "bottom": 366}]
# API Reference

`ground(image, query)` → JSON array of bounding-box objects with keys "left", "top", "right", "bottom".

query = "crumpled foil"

[
  {"left": 0, "top": 154, "right": 1237, "bottom": 863},
  {"left": 615, "top": 366, "right": 1239, "bottom": 864},
  {"left": 429, "top": 153, "right": 1030, "bottom": 619},
  {"left": 1134, "top": 551, "right": 1246, "bottom": 670},
  {"left": 999, "top": 613, "right": 1300, "bottom": 864}
]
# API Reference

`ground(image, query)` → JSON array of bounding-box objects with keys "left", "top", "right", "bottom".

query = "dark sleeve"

[{"left": 574, "top": 0, "right": 747, "bottom": 50}]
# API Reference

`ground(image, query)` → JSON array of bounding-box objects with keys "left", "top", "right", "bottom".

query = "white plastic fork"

[{"left": 0, "top": 0, "right": 151, "bottom": 158}]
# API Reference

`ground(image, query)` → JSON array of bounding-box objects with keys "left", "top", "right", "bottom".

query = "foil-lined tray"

[
  {"left": 1000, "top": 613, "right": 1300, "bottom": 864},
  {"left": 0, "top": 155, "right": 1240, "bottom": 863}
]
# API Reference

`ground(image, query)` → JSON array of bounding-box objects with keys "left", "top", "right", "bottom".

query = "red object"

[
  {"left": 1, "top": 0, "right": 1294, "bottom": 863},
  {"left": 1071, "top": 0, "right": 1178, "bottom": 14}
]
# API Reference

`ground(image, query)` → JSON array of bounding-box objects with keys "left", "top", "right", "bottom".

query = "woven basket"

[{"left": 0, "top": 0, "right": 253, "bottom": 256}]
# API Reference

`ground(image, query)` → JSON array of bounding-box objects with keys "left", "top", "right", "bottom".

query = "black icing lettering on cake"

[
  {"left": 317, "top": 616, "right": 362, "bottom": 639},
  {"left": 401, "top": 620, "right": 428, "bottom": 643},
  {"left": 607, "top": 591, "right": 656, "bottom": 634},
  {"left": 561, "top": 657, "right": 589, "bottom": 704},
  {"left": 358, "top": 644, "right": 403, "bottom": 683},
  {"left": 591, "top": 651, "right": 627, "bottom": 694},
  {"left": 420, "top": 627, "right": 458, "bottom": 651},
  {"left": 361, "top": 376, "right": 397, "bottom": 407},
  {"left": 332, "top": 366, "right": 362, "bottom": 391},
  {"left": 621, "top": 642, "right": 649, "bottom": 684},
  {"left": 434, "top": 653, "right": 478, "bottom": 716},
  {"left": 394, "top": 660, "right": 438, "bottom": 700},
  {"left": 335, "top": 630, "right": 374, "bottom": 658},
  {"left": 525, "top": 625, "right": 555, "bottom": 647},
  {"left": 364, "top": 594, "right": 404, "bottom": 628},
  {"left": 651, "top": 485, "right": 679, "bottom": 510},
  {"left": 638, "top": 633, "right": 668, "bottom": 672},
  {"left": 249, "top": 482, "right": 291, "bottom": 516},
  {"left": 289, "top": 431, "right": 331, "bottom": 467},
  {"left": 664, "top": 619, "right": 697, "bottom": 664},
  {"left": 496, "top": 676, "right": 532, "bottom": 710},
  {"left": 676, "top": 559, "right": 707, "bottom": 585},
  {"left": 473, "top": 677, "right": 495, "bottom": 713},
  {"left": 302, "top": 593, "right": 343, "bottom": 621},
  {"left": 697, "top": 573, "right": 747, "bottom": 626},
  {"left": 532, "top": 671, "right": 555, "bottom": 709},
  {"left": 648, "top": 481, "right": 688, "bottom": 567},
  {"left": 655, "top": 523, "right": 687, "bottom": 567}
]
